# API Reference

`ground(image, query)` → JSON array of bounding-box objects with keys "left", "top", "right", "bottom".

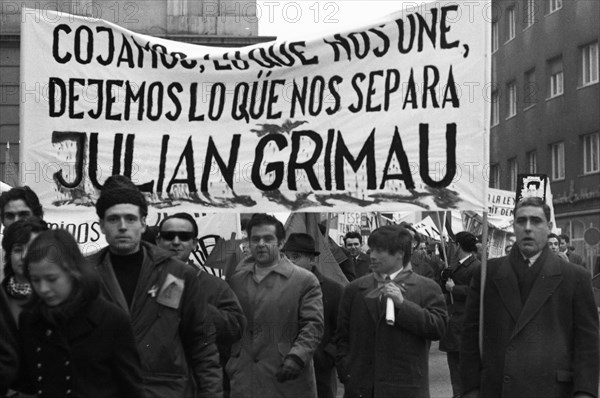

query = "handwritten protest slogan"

[{"left": 20, "top": 0, "right": 489, "bottom": 214}]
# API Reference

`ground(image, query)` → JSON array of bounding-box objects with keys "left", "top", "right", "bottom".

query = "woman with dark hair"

[
  {"left": 17, "top": 229, "right": 146, "bottom": 398},
  {"left": 1, "top": 217, "right": 48, "bottom": 327}
]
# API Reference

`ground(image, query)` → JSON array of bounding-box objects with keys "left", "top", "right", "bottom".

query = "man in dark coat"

[
  {"left": 336, "top": 225, "right": 447, "bottom": 398},
  {"left": 157, "top": 212, "right": 246, "bottom": 397},
  {"left": 283, "top": 233, "right": 344, "bottom": 398},
  {"left": 88, "top": 175, "right": 222, "bottom": 398},
  {"left": 439, "top": 232, "right": 480, "bottom": 398},
  {"left": 558, "top": 234, "right": 586, "bottom": 268},
  {"left": 460, "top": 197, "right": 599, "bottom": 398},
  {"left": 343, "top": 231, "right": 371, "bottom": 278}
]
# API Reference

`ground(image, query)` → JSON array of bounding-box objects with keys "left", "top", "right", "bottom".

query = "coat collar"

[
  {"left": 493, "top": 246, "right": 564, "bottom": 339},
  {"left": 235, "top": 255, "right": 295, "bottom": 279},
  {"left": 29, "top": 298, "right": 105, "bottom": 345},
  {"left": 90, "top": 242, "right": 173, "bottom": 314}
]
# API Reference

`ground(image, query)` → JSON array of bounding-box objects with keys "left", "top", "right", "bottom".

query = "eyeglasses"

[{"left": 160, "top": 231, "right": 196, "bottom": 241}]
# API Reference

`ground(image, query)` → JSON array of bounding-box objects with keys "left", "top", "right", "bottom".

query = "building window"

[
  {"left": 524, "top": 68, "right": 537, "bottom": 107},
  {"left": 508, "top": 158, "right": 518, "bottom": 191},
  {"left": 548, "top": 0, "right": 562, "bottom": 13},
  {"left": 527, "top": 150, "right": 537, "bottom": 173},
  {"left": 580, "top": 42, "right": 599, "bottom": 87},
  {"left": 491, "top": 90, "right": 499, "bottom": 126},
  {"left": 507, "top": 81, "right": 517, "bottom": 118},
  {"left": 583, "top": 132, "right": 599, "bottom": 174},
  {"left": 551, "top": 141, "right": 565, "bottom": 180},
  {"left": 490, "top": 164, "right": 500, "bottom": 188},
  {"left": 548, "top": 57, "right": 564, "bottom": 98},
  {"left": 506, "top": 7, "right": 516, "bottom": 42},
  {"left": 525, "top": 0, "right": 536, "bottom": 28},
  {"left": 492, "top": 21, "right": 499, "bottom": 53}
]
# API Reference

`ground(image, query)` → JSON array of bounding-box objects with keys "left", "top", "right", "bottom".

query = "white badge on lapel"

[{"left": 156, "top": 274, "right": 185, "bottom": 309}]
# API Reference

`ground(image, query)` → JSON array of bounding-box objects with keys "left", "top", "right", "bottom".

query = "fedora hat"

[{"left": 282, "top": 233, "right": 320, "bottom": 256}]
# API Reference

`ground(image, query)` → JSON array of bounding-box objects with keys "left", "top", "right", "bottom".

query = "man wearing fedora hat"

[{"left": 283, "top": 233, "right": 344, "bottom": 398}]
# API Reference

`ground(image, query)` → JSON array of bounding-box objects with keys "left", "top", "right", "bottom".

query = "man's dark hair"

[
  {"left": 558, "top": 234, "right": 570, "bottom": 244},
  {"left": 95, "top": 175, "right": 148, "bottom": 219},
  {"left": 246, "top": 213, "right": 285, "bottom": 242},
  {"left": 0, "top": 186, "right": 44, "bottom": 220},
  {"left": 514, "top": 197, "right": 551, "bottom": 222},
  {"left": 343, "top": 231, "right": 362, "bottom": 245},
  {"left": 367, "top": 225, "right": 412, "bottom": 265},
  {"left": 455, "top": 231, "right": 478, "bottom": 253},
  {"left": 399, "top": 221, "right": 421, "bottom": 245},
  {"left": 158, "top": 213, "right": 199, "bottom": 236},
  {"left": 548, "top": 233, "right": 560, "bottom": 241}
]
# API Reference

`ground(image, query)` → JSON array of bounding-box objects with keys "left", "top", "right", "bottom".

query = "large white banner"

[{"left": 20, "top": 1, "right": 489, "bottom": 217}]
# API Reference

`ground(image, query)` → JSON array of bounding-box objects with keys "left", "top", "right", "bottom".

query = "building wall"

[
  {"left": 491, "top": 0, "right": 599, "bottom": 270},
  {"left": 0, "top": 0, "right": 274, "bottom": 181}
]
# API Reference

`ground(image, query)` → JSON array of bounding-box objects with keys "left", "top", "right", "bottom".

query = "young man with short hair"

[
  {"left": 88, "top": 176, "right": 222, "bottom": 398},
  {"left": 558, "top": 233, "right": 586, "bottom": 268},
  {"left": 336, "top": 225, "right": 447, "bottom": 398}
]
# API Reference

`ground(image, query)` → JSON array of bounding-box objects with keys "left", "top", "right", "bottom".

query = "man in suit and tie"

[
  {"left": 336, "top": 225, "right": 447, "bottom": 398},
  {"left": 460, "top": 197, "right": 599, "bottom": 398}
]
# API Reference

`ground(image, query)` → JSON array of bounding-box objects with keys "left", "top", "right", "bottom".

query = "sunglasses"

[{"left": 160, "top": 231, "right": 196, "bottom": 241}]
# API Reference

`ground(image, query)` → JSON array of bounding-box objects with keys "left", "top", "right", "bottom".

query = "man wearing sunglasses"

[
  {"left": 157, "top": 212, "right": 246, "bottom": 396},
  {"left": 156, "top": 213, "right": 199, "bottom": 263}
]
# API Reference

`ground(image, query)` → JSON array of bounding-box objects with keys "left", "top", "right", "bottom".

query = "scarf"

[{"left": 5, "top": 276, "right": 32, "bottom": 299}]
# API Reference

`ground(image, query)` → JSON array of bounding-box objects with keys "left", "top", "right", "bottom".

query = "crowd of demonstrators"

[
  {"left": 155, "top": 213, "right": 245, "bottom": 397},
  {"left": 460, "top": 197, "right": 599, "bottom": 398},
  {"left": 336, "top": 225, "right": 447, "bottom": 398},
  {"left": 227, "top": 214, "right": 324, "bottom": 398},
  {"left": 282, "top": 233, "right": 343, "bottom": 398},
  {"left": 17, "top": 229, "right": 146, "bottom": 397},
  {"left": 1, "top": 180, "right": 599, "bottom": 398}
]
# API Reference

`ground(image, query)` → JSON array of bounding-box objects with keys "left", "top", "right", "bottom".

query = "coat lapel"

[
  {"left": 492, "top": 257, "right": 522, "bottom": 323},
  {"left": 94, "top": 249, "right": 129, "bottom": 312},
  {"left": 359, "top": 276, "right": 381, "bottom": 324},
  {"left": 511, "top": 250, "right": 563, "bottom": 339}
]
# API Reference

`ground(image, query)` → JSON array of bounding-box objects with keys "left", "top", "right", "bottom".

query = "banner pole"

[
  {"left": 324, "top": 213, "right": 331, "bottom": 249},
  {"left": 479, "top": 211, "right": 489, "bottom": 359},
  {"left": 436, "top": 211, "right": 453, "bottom": 304}
]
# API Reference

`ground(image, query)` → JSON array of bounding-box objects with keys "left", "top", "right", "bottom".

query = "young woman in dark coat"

[{"left": 17, "top": 229, "right": 146, "bottom": 398}]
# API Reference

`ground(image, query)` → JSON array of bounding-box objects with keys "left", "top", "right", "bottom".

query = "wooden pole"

[
  {"left": 479, "top": 211, "right": 489, "bottom": 358},
  {"left": 436, "top": 211, "right": 453, "bottom": 304}
]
